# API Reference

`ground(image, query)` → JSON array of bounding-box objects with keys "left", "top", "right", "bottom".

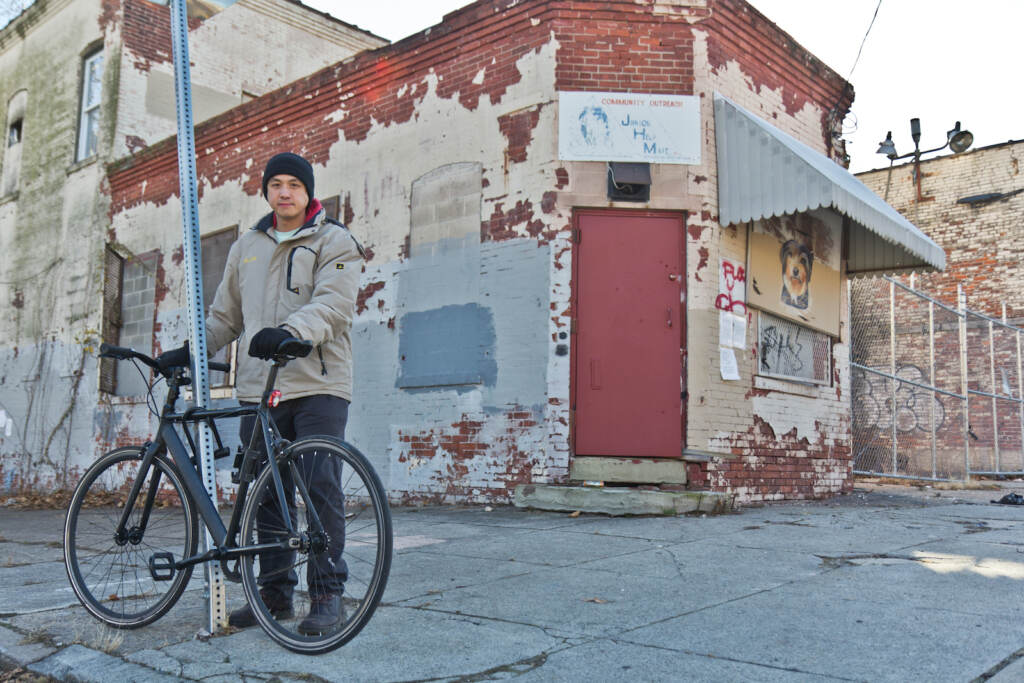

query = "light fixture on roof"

[
  {"left": 876, "top": 118, "right": 974, "bottom": 162},
  {"left": 876, "top": 131, "right": 896, "bottom": 157},
  {"left": 947, "top": 121, "right": 974, "bottom": 154},
  {"left": 876, "top": 118, "right": 974, "bottom": 201}
]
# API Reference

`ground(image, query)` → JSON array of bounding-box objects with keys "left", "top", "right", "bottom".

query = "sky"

[{"left": 312, "top": 0, "right": 1024, "bottom": 174}]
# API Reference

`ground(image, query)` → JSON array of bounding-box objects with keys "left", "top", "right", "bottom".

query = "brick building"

[
  {"left": 20, "top": 0, "right": 943, "bottom": 503},
  {"left": 852, "top": 140, "right": 1024, "bottom": 479},
  {"left": 0, "top": 0, "right": 384, "bottom": 492}
]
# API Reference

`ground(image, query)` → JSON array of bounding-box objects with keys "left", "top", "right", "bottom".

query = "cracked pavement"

[{"left": 1, "top": 480, "right": 1024, "bottom": 682}]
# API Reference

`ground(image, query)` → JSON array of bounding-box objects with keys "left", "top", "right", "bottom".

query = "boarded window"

[
  {"left": 202, "top": 227, "right": 238, "bottom": 387},
  {"left": 321, "top": 195, "right": 340, "bottom": 222},
  {"left": 757, "top": 311, "right": 831, "bottom": 385},
  {"left": 100, "top": 246, "right": 124, "bottom": 394}
]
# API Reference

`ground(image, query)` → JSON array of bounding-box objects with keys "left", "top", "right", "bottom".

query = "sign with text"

[{"left": 558, "top": 92, "right": 701, "bottom": 164}]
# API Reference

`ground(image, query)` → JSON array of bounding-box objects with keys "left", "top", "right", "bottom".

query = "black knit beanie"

[{"left": 261, "top": 153, "right": 314, "bottom": 198}]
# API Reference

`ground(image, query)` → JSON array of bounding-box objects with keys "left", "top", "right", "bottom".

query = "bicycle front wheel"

[
  {"left": 64, "top": 447, "right": 198, "bottom": 628},
  {"left": 239, "top": 437, "right": 392, "bottom": 654}
]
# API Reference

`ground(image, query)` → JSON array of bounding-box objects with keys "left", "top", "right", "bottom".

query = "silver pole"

[
  {"left": 928, "top": 300, "right": 936, "bottom": 479},
  {"left": 1018, "top": 325, "right": 1024, "bottom": 478},
  {"left": 989, "top": 319, "right": 999, "bottom": 474},
  {"left": 169, "top": 0, "right": 225, "bottom": 633},
  {"left": 890, "top": 279, "right": 897, "bottom": 473},
  {"left": 958, "top": 285, "right": 970, "bottom": 481}
]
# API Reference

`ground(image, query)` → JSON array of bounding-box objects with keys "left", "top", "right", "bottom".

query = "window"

[
  {"left": 76, "top": 50, "right": 104, "bottom": 161},
  {"left": 7, "top": 119, "right": 21, "bottom": 147},
  {"left": 2, "top": 90, "right": 27, "bottom": 196},
  {"left": 756, "top": 311, "right": 831, "bottom": 385},
  {"left": 100, "top": 246, "right": 124, "bottom": 394}
]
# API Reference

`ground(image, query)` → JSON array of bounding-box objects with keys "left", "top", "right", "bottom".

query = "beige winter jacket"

[{"left": 206, "top": 206, "right": 364, "bottom": 403}]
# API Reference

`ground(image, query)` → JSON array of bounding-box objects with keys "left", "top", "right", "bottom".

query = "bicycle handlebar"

[{"left": 99, "top": 343, "right": 231, "bottom": 373}]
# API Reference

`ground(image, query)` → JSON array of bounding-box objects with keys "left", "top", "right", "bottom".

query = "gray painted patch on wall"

[{"left": 396, "top": 303, "right": 497, "bottom": 389}]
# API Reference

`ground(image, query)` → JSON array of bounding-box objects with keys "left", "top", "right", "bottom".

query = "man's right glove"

[
  {"left": 248, "top": 327, "right": 293, "bottom": 360},
  {"left": 156, "top": 341, "right": 190, "bottom": 372}
]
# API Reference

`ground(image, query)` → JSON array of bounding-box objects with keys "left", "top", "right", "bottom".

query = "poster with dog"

[{"left": 745, "top": 209, "right": 841, "bottom": 337}]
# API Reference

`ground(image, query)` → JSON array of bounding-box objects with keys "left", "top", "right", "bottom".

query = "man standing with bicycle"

[{"left": 159, "top": 152, "right": 364, "bottom": 635}]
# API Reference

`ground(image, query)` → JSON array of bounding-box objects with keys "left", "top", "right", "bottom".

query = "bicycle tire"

[
  {"left": 239, "top": 437, "right": 392, "bottom": 654},
  {"left": 64, "top": 446, "right": 199, "bottom": 628}
]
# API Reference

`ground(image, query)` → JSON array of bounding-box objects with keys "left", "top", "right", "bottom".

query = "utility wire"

[
  {"left": 846, "top": 0, "right": 883, "bottom": 83},
  {"left": 832, "top": 0, "right": 883, "bottom": 134}
]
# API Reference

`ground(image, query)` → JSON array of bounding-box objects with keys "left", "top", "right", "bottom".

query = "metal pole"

[
  {"left": 929, "top": 300, "right": 936, "bottom": 479},
  {"left": 890, "top": 280, "right": 897, "bottom": 474},
  {"left": 958, "top": 285, "right": 970, "bottom": 481},
  {"left": 989, "top": 320, "right": 999, "bottom": 474},
  {"left": 1018, "top": 326, "right": 1024, "bottom": 476},
  {"left": 169, "top": 0, "right": 225, "bottom": 633}
]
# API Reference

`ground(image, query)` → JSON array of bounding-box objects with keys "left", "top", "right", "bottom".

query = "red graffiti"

[{"left": 715, "top": 260, "right": 747, "bottom": 314}]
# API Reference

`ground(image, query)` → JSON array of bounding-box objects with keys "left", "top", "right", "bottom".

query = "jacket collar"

[{"left": 254, "top": 198, "right": 325, "bottom": 236}]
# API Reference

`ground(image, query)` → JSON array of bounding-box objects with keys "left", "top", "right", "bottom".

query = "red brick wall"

[{"left": 108, "top": 0, "right": 717, "bottom": 215}]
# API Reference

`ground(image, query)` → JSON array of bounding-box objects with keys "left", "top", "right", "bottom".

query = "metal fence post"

[
  {"left": 989, "top": 319, "right": 999, "bottom": 474},
  {"left": 890, "top": 279, "right": 898, "bottom": 474},
  {"left": 929, "top": 300, "right": 936, "bottom": 479},
  {"left": 1018, "top": 326, "right": 1024, "bottom": 472},
  {"left": 958, "top": 285, "right": 970, "bottom": 481}
]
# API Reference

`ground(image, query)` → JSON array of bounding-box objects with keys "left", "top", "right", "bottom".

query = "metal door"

[{"left": 571, "top": 210, "right": 684, "bottom": 457}]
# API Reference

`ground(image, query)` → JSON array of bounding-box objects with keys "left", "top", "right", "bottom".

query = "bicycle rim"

[
  {"left": 64, "top": 447, "right": 198, "bottom": 628},
  {"left": 239, "top": 437, "right": 392, "bottom": 654}
]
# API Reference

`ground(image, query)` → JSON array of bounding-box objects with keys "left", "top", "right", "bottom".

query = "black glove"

[
  {"left": 156, "top": 341, "right": 190, "bottom": 372},
  {"left": 248, "top": 327, "right": 294, "bottom": 360}
]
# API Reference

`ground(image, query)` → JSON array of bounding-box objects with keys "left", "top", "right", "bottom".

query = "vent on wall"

[{"left": 607, "top": 162, "right": 651, "bottom": 202}]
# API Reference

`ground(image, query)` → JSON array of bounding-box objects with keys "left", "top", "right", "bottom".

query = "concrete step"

[
  {"left": 514, "top": 484, "right": 734, "bottom": 516},
  {"left": 570, "top": 456, "right": 687, "bottom": 484}
]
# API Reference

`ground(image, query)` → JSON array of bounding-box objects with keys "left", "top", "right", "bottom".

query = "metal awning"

[{"left": 714, "top": 93, "right": 945, "bottom": 273}]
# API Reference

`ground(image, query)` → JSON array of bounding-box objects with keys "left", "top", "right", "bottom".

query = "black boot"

[
  {"left": 297, "top": 593, "right": 345, "bottom": 635},
  {"left": 228, "top": 590, "right": 294, "bottom": 628}
]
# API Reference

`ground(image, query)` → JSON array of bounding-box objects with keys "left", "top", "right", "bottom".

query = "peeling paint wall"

[
  {"left": 681, "top": 0, "right": 854, "bottom": 501},
  {"left": 0, "top": 0, "right": 387, "bottom": 494}
]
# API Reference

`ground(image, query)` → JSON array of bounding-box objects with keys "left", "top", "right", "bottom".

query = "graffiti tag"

[
  {"left": 759, "top": 324, "right": 805, "bottom": 376},
  {"left": 716, "top": 259, "right": 747, "bottom": 314},
  {"left": 852, "top": 364, "right": 947, "bottom": 433}
]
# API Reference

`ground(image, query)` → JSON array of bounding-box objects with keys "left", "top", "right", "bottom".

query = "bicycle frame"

[{"left": 113, "top": 359, "right": 308, "bottom": 574}]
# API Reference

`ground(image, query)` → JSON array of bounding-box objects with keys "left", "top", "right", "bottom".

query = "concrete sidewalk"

[{"left": 1, "top": 480, "right": 1023, "bottom": 682}]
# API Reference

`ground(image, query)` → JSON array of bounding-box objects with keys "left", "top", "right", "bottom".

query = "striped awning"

[{"left": 714, "top": 93, "right": 945, "bottom": 273}]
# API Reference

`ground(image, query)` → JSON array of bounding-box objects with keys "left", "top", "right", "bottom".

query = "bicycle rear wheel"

[
  {"left": 239, "top": 437, "right": 392, "bottom": 654},
  {"left": 64, "top": 447, "right": 198, "bottom": 628}
]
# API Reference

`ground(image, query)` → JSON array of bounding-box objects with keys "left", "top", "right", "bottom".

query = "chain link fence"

[{"left": 850, "top": 276, "right": 1024, "bottom": 481}]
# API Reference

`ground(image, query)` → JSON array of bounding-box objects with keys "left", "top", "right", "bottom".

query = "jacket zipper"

[{"left": 317, "top": 344, "right": 327, "bottom": 376}]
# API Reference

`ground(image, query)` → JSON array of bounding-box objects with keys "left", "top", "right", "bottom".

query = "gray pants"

[{"left": 239, "top": 394, "right": 350, "bottom": 599}]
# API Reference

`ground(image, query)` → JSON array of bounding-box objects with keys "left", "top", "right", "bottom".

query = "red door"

[{"left": 572, "top": 210, "right": 684, "bottom": 458}]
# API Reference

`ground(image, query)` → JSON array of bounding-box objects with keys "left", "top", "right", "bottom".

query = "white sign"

[{"left": 558, "top": 91, "right": 701, "bottom": 164}]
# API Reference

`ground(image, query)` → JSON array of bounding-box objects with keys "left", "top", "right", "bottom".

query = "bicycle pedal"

[{"left": 148, "top": 552, "right": 176, "bottom": 581}]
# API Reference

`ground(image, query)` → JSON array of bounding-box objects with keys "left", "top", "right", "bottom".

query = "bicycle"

[{"left": 63, "top": 340, "right": 392, "bottom": 654}]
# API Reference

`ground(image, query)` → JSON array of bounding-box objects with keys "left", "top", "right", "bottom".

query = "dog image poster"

[{"left": 745, "top": 209, "right": 842, "bottom": 337}]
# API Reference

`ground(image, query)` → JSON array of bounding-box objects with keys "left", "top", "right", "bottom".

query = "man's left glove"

[
  {"left": 248, "top": 327, "right": 294, "bottom": 360},
  {"left": 156, "top": 341, "right": 190, "bottom": 372}
]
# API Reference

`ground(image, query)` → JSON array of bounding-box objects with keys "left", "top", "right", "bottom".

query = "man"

[{"left": 158, "top": 152, "right": 363, "bottom": 634}]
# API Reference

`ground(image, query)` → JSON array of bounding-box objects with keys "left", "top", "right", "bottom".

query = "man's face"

[{"left": 266, "top": 174, "right": 309, "bottom": 224}]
